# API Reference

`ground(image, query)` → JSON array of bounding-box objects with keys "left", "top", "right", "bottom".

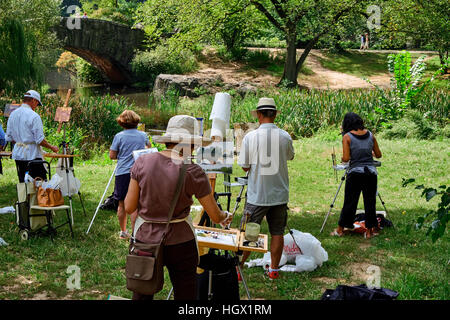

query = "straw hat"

[
  {"left": 251, "top": 97, "right": 280, "bottom": 117},
  {"left": 152, "top": 115, "right": 212, "bottom": 146}
]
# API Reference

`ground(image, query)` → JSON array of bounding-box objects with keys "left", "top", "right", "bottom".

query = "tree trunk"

[
  {"left": 279, "top": 29, "right": 298, "bottom": 87},
  {"left": 295, "top": 35, "right": 321, "bottom": 78},
  {"left": 438, "top": 50, "right": 449, "bottom": 74}
]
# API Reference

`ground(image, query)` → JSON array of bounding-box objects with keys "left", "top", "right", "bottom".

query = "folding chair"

[{"left": 15, "top": 160, "right": 74, "bottom": 240}]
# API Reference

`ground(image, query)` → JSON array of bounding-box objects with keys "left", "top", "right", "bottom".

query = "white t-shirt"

[{"left": 238, "top": 123, "right": 295, "bottom": 206}]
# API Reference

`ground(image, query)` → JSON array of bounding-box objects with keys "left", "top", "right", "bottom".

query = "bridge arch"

[{"left": 55, "top": 17, "right": 146, "bottom": 83}]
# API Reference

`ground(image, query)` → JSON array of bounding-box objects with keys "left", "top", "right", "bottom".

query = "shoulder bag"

[{"left": 125, "top": 163, "right": 187, "bottom": 295}]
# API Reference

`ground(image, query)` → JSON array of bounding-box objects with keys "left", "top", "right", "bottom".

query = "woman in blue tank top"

[{"left": 331, "top": 112, "right": 382, "bottom": 239}]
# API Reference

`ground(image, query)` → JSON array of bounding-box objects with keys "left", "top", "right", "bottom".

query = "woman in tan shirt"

[{"left": 125, "top": 115, "right": 232, "bottom": 300}]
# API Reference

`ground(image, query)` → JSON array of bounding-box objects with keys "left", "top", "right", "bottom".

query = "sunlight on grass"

[{"left": 0, "top": 137, "right": 448, "bottom": 300}]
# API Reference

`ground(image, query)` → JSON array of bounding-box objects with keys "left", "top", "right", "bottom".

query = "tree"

[
  {"left": 0, "top": 0, "right": 61, "bottom": 95},
  {"left": 380, "top": 0, "right": 450, "bottom": 72},
  {"left": 248, "top": 0, "right": 369, "bottom": 87},
  {"left": 0, "top": 18, "right": 42, "bottom": 96}
]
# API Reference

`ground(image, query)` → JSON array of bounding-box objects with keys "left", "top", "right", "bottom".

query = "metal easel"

[
  {"left": 319, "top": 160, "right": 388, "bottom": 233},
  {"left": 54, "top": 89, "right": 86, "bottom": 226}
]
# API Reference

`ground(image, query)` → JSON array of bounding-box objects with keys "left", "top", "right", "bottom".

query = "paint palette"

[{"left": 195, "top": 226, "right": 239, "bottom": 251}]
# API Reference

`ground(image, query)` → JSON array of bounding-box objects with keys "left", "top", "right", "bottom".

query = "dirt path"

[
  {"left": 192, "top": 47, "right": 395, "bottom": 90},
  {"left": 301, "top": 50, "right": 390, "bottom": 89},
  {"left": 190, "top": 48, "right": 279, "bottom": 88}
]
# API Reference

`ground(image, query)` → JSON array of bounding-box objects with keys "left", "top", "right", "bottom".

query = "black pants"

[
  {"left": 338, "top": 171, "right": 378, "bottom": 229},
  {"left": 132, "top": 239, "right": 198, "bottom": 300},
  {"left": 15, "top": 159, "right": 47, "bottom": 183}
]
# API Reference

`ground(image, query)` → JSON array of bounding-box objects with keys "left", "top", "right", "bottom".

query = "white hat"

[
  {"left": 152, "top": 115, "right": 212, "bottom": 146},
  {"left": 24, "top": 90, "right": 42, "bottom": 106},
  {"left": 251, "top": 97, "right": 280, "bottom": 117}
]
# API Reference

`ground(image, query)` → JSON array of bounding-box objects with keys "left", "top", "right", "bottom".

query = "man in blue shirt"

[{"left": 0, "top": 124, "right": 6, "bottom": 150}]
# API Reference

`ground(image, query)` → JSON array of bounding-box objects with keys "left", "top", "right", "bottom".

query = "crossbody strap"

[{"left": 158, "top": 163, "right": 187, "bottom": 245}]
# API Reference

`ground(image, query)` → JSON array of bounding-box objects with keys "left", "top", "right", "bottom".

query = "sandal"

[
  {"left": 330, "top": 229, "right": 344, "bottom": 237},
  {"left": 119, "top": 231, "right": 131, "bottom": 239},
  {"left": 364, "top": 229, "right": 379, "bottom": 239}
]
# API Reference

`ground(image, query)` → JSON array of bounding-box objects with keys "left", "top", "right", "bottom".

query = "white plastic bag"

[
  {"left": 246, "top": 229, "right": 328, "bottom": 273},
  {"left": 0, "top": 206, "right": 15, "bottom": 214},
  {"left": 42, "top": 173, "right": 63, "bottom": 190}
]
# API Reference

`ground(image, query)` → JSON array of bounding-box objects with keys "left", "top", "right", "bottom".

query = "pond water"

[{"left": 45, "top": 69, "right": 152, "bottom": 108}]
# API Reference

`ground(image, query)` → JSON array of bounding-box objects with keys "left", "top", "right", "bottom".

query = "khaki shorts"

[{"left": 244, "top": 203, "right": 288, "bottom": 236}]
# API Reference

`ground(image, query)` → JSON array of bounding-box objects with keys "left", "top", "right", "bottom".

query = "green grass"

[
  {"left": 317, "top": 51, "right": 391, "bottom": 77},
  {"left": 0, "top": 136, "right": 448, "bottom": 300},
  {"left": 317, "top": 50, "right": 444, "bottom": 81}
]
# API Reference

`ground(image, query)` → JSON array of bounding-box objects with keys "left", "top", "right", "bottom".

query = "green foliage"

[
  {"left": 37, "top": 94, "right": 129, "bottom": 159},
  {"left": 365, "top": 51, "right": 441, "bottom": 128},
  {"left": 381, "top": 110, "right": 450, "bottom": 140},
  {"left": 75, "top": 58, "right": 104, "bottom": 84},
  {"left": 131, "top": 46, "right": 198, "bottom": 84},
  {"left": 402, "top": 179, "right": 449, "bottom": 243},
  {"left": 80, "top": 0, "right": 139, "bottom": 26},
  {"left": 0, "top": 18, "right": 42, "bottom": 97},
  {"left": 380, "top": 0, "right": 449, "bottom": 70}
]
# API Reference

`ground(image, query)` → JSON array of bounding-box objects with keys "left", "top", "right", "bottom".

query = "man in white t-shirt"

[
  {"left": 237, "top": 97, "right": 295, "bottom": 280},
  {"left": 6, "top": 90, "right": 59, "bottom": 182}
]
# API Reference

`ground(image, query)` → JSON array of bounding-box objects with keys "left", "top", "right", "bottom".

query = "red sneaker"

[{"left": 265, "top": 269, "right": 280, "bottom": 280}]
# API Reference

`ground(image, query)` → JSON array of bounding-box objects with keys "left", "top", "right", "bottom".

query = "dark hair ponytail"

[{"left": 342, "top": 112, "right": 365, "bottom": 135}]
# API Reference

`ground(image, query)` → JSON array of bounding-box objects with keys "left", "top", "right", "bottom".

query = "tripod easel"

[
  {"left": 53, "top": 89, "right": 86, "bottom": 225},
  {"left": 86, "top": 163, "right": 117, "bottom": 235},
  {"left": 319, "top": 161, "right": 388, "bottom": 233},
  {"left": 166, "top": 173, "right": 252, "bottom": 300}
]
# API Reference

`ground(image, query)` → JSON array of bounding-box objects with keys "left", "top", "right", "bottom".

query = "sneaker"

[
  {"left": 119, "top": 231, "right": 131, "bottom": 239},
  {"left": 265, "top": 269, "right": 280, "bottom": 280}
]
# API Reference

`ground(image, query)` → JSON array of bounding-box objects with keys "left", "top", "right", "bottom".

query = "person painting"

[
  {"left": 124, "top": 115, "right": 232, "bottom": 300},
  {"left": 331, "top": 112, "right": 382, "bottom": 239},
  {"left": 5, "top": 90, "right": 59, "bottom": 182},
  {"left": 237, "top": 97, "right": 295, "bottom": 280},
  {"left": 110, "top": 110, "right": 150, "bottom": 239}
]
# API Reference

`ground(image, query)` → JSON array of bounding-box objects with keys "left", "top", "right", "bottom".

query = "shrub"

[
  {"left": 76, "top": 58, "right": 104, "bottom": 84},
  {"left": 132, "top": 46, "right": 198, "bottom": 85},
  {"left": 37, "top": 94, "right": 129, "bottom": 159}
]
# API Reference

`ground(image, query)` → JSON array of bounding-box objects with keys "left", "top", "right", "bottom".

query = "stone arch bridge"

[{"left": 54, "top": 17, "right": 146, "bottom": 83}]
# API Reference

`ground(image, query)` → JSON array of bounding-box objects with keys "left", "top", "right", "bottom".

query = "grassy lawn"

[
  {"left": 317, "top": 50, "right": 443, "bottom": 78},
  {"left": 0, "top": 136, "right": 448, "bottom": 300}
]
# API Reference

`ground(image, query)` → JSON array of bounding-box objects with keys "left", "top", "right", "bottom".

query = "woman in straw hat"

[
  {"left": 110, "top": 110, "right": 151, "bottom": 239},
  {"left": 125, "top": 115, "right": 232, "bottom": 300}
]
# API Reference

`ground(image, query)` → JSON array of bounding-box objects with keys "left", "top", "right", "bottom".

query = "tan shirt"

[{"left": 130, "top": 152, "right": 212, "bottom": 245}]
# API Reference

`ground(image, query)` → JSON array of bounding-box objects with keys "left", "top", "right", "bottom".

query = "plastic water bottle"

[{"left": 24, "top": 171, "right": 34, "bottom": 183}]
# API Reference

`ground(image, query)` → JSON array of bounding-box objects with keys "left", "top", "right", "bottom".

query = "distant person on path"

[
  {"left": 82, "top": 12, "right": 88, "bottom": 19},
  {"left": 6, "top": 90, "right": 59, "bottom": 182},
  {"left": 364, "top": 33, "right": 370, "bottom": 50},
  {"left": 238, "top": 97, "right": 295, "bottom": 280},
  {"left": 109, "top": 110, "right": 150, "bottom": 239},
  {"left": 331, "top": 112, "right": 382, "bottom": 239},
  {"left": 360, "top": 34, "right": 365, "bottom": 50}
]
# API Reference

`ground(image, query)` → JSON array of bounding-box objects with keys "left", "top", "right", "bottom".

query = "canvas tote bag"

[
  {"left": 35, "top": 178, "right": 64, "bottom": 207},
  {"left": 126, "top": 164, "right": 187, "bottom": 295}
]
